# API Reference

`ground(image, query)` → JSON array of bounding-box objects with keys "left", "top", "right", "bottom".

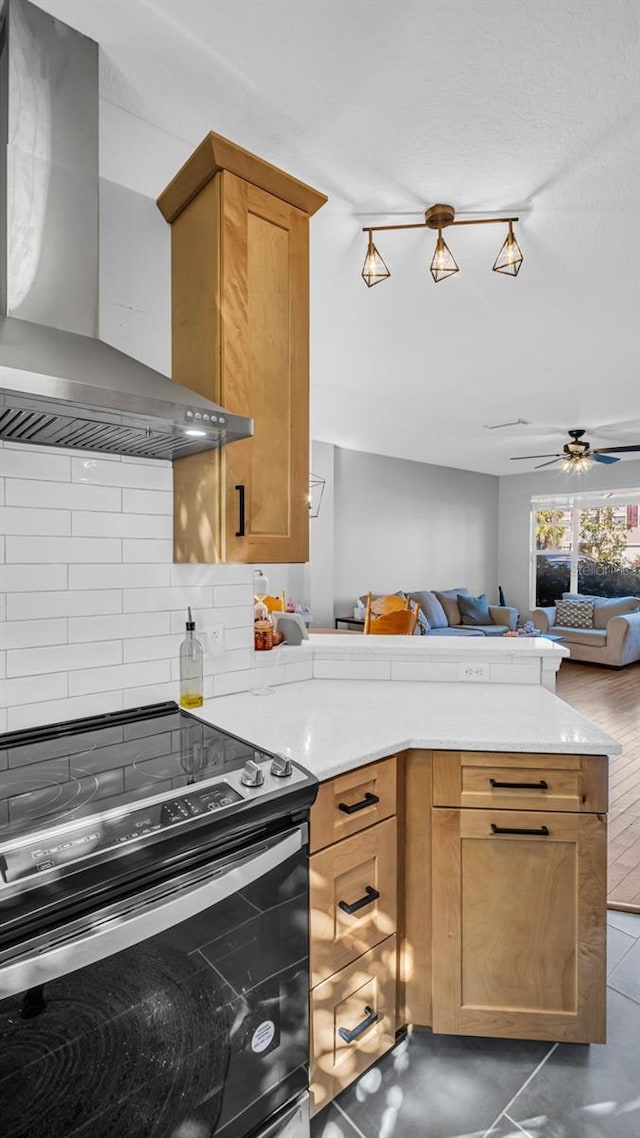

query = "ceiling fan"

[{"left": 510, "top": 428, "right": 640, "bottom": 471}]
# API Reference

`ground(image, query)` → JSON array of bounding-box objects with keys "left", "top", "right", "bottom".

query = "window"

[{"left": 531, "top": 489, "right": 640, "bottom": 607}]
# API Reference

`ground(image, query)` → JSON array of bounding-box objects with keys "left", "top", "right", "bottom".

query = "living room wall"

[
  {"left": 498, "top": 457, "right": 640, "bottom": 617},
  {"left": 332, "top": 445, "right": 499, "bottom": 617}
]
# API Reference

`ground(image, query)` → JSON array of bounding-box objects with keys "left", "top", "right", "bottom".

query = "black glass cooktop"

[{"left": 0, "top": 702, "right": 313, "bottom": 887}]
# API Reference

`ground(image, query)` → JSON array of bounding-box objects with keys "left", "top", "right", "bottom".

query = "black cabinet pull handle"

[
  {"left": 235, "top": 484, "right": 245, "bottom": 537},
  {"left": 491, "top": 823, "right": 550, "bottom": 837},
  {"left": 338, "top": 885, "right": 380, "bottom": 915},
  {"left": 338, "top": 792, "right": 379, "bottom": 815},
  {"left": 338, "top": 1005, "right": 380, "bottom": 1044},
  {"left": 490, "top": 778, "right": 548, "bottom": 791}
]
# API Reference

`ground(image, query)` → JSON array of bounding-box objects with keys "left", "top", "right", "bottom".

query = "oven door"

[{"left": 0, "top": 825, "right": 309, "bottom": 1138}]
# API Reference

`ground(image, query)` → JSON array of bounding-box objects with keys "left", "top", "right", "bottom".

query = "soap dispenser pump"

[{"left": 179, "top": 606, "right": 204, "bottom": 709}]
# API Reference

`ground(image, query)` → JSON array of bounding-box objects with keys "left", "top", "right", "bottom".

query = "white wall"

[
  {"left": 332, "top": 446, "right": 499, "bottom": 615},
  {"left": 497, "top": 458, "right": 640, "bottom": 616}
]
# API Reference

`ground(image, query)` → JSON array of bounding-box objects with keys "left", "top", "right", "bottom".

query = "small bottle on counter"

[{"left": 179, "top": 606, "right": 204, "bottom": 708}]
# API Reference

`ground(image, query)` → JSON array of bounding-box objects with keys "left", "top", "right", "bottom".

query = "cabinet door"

[
  {"left": 432, "top": 808, "right": 606, "bottom": 1043},
  {"left": 220, "top": 172, "right": 309, "bottom": 563},
  {"left": 310, "top": 935, "right": 397, "bottom": 1116},
  {"left": 310, "top": 818, "right": 397, "bottom": 985},
  {"left": 171, "top": 171, "right": 310, "bottom": 564}
]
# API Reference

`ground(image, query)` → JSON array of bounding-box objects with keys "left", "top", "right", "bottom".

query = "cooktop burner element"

[{"left": 0, "top": 702, "right": 313, "bottom": 892}]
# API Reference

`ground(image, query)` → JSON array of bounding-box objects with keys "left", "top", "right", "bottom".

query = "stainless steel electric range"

[{"left": 0, "top": 701, "right": 318, "bottom": 1138}]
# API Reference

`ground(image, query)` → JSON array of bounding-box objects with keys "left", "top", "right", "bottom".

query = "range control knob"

[
  {"left": 271, "top": 754, "right": 292, "bottom": 778},
  {"left": 241, "top": 759, "right": 264, "bottom": 788}
]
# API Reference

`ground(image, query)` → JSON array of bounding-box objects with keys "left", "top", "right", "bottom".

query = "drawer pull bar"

[
  {"left": 338, "top": 886, "right": 380, "bottom": 915},
  {"left": 338, "top": 1005, "right": 380, "bottom": 1044},
  {"left": 491, "top": 823, "right": 550, "bottom": 837},
  {"left": 489, "top": 778, "right": 548, "bottom": 791},
  {"left": 235, "top": 484, "right": 246, "bottom": 538},
  {"left": 338, "top": 792, "right": 380, "bottom": 815}
]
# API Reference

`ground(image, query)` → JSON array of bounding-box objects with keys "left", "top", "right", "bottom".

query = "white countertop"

[
  {"left": 193, "top": 679, "right": 620, "bottom": 780},
  {"left": 306, "top": 634, "right": 567, "bottom": 658}
]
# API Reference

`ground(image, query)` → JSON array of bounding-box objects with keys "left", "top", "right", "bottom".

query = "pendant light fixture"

[
  {"left": 361, "top": 231, "right": 391, "bottom": 287},
  {"left": 492, "top": 220, "right": 524, "bottom": 276},
  {"left": 430, "top": 229, "right": 459, "bottom": 283},
  {"left": 360, "top": 203, "right": 523, "bottom": 286}
]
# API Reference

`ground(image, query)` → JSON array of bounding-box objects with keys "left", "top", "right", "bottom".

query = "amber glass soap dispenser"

[{"left": 179, "top": 606, "right": 204, "bottom": 709}]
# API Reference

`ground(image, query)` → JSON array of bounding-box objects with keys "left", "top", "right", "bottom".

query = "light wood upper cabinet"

[{"left": 157, "top": 132, "right": 326, "bottom": 563}]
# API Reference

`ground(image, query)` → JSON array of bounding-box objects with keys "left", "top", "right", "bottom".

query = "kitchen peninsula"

[{"left": 194, "top": 677, "right": 618, "bottom": 1116}]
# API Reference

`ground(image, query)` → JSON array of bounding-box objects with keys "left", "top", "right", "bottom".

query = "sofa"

[
  {"left": 407, "top": 588, "right": 518, "bottom": 637},
  {"left": 532, "top": 593, "right": 640, "bottom": 667}
]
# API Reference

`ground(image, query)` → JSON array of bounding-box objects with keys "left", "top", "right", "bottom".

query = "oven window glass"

[{"left": 0, "top": 838, "right": 308, "bottom": 1138}]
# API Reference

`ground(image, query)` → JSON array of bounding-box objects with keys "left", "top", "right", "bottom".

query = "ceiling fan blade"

[
  {"left": 592, "top": 454, "right": 621, "bottom": 465},
  {"left": 534, "top": 458, "right": 562, "bottom": 470},
  {"left": 593, "top": 445, "right": 640, "bottom": 454},
  {"left": 510, "top": 453, "right": 562, "bottom": 461}
]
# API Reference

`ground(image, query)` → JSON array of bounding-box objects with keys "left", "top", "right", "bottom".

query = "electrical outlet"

[
  {"left": 204, "top": 624, "right": 224, "bottom": 658},
  {"left": 459, "top": 662, "right": 489, "bottom": 681}
]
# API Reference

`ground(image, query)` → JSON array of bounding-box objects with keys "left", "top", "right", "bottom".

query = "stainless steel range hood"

[{"left": 0, "top": 0, "right": 252, "bottom": 460}]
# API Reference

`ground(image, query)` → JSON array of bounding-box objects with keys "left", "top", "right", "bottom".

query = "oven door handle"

[{"left": 0, "top": 827, "right": 304, "bottom": 1000}]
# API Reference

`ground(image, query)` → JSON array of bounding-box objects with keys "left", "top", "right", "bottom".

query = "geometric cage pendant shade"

[
  {"left": 361, "top": 232, "right": 391, "bottom": 287},
  {"left": 492, "top": 220, "right": 524, "bottom": 276}
]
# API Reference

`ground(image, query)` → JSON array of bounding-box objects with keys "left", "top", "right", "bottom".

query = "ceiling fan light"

[
  {"left": 361, "top": 234, "right": 390, "bottom": 287},
  {"left": 430, "top": 230, "right": 459, "bottom": 283},
  {"left": 493, "top": 222, "right": 523, "bottom": 277},
  {"left": 561, "top": 454, "right": 593, "bottom": 474}
]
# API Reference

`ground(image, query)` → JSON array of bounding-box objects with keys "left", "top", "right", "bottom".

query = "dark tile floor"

[{"left": 311, "top": 912, "right": 640, "bottom": 1138}]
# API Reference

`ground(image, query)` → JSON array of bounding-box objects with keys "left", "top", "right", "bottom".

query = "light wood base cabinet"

[
  {"left": 310, "top": 935, "right": 397, "bottom": 1116},
  {"left": 431, "top": 806, "right": 607, "bottom": 1043}
]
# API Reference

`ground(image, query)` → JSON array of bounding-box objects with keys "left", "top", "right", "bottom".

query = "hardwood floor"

[{"left": 556, "top": 659, "right": 640, "bottom": 908}]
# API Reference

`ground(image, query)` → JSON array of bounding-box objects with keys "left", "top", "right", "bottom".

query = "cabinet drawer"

[
  {"left": 311, "top": 757, "right": 397, "bottom": 852},
  {"left": 310, "top": 935, "right": 397, "bottom": 1116},
  {"left": 432, "top": 751, "right": 608, "bottom": 813},
  {"left": 311, "top": 818, "right": 397, "bottom": 985}
]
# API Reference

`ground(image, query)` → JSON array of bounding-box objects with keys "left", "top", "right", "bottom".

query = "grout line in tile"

[
  {"left": 503, "top": 1111, "right": 534, "bottom": 1137},
  {"left": 607, "top": 981, "right": 640, "bottom": 1008},
  {"left": 607, "top": 936, "right": 637, "bottom": 979},
  {"left": 482, "top": 1043, "right": 558, "bottom": 1138},
  {"left": 333, "top": 1099, "right": 370, "bottom": 1138}
]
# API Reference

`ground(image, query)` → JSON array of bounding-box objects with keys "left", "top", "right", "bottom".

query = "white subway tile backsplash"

[
  {"left": 6, "top": 641, "right": 122, "bottom": 678},
  {"left": 0, "top": 443, "right": 279, "bottom": 728},
  {"left": 213, "top": 584, "right": 253, "bottom": 607},
  {"left": 69, "top": 659, "right": 172, "bottom": 696},
  {"left": 0, "top": 507, "right": 71, "bottom": 536},
  {"left": 68, "top": 612, "right": 170, "bottom": 643},
  {"left": 1, "top": 449, "right": 70, "bottom": 481},
  {"left": 72, "top": 512, "right": 172, "bottom": 539},
  {"left": 313, "top": 660, "right": 392, "bottom": 681},
  {"left": 122, "top": 488, "right": 172, "bottom": 515},
  {"left": 124, "top": 634, "right": 182, "bottom": 663},
  {"left": 69, "top": 564, "right": 171, "bottom": 590},
  {"left": 72, "top": 457, "right": 171, "bottom": 490},
  {"left": 7, "top": 590, "right": 122, "bottom": 620},
  {"left": 6, "top": 536, "right": 122, "bottom": 564},
  {"left": 123, "top": 539, "right": 173, "bottom": 563},
  {"left": 170, "top": 564, "right": 252, "bottom": 587},
  {"left": 123, "top": 586, "right": 212, "bottom": 612},
  {"left": 6, "top": 479, "right": 122, "bottom": 511},
  {"left": 2, "top": 618, "right": 67, "bottom": 650},
  {"left": 7, "top": 692, "right": 124, "bottom": 732},
  {"left": 0, "top": 672, "right": 67, "bottom": 708},
  {"left": 0, "top": 565, "right": 67, "bottom": 592}
]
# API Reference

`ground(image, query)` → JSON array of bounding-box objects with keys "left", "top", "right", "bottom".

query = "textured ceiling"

[{"left": 36, "top": 0, "right": 640, "bottom": 473}]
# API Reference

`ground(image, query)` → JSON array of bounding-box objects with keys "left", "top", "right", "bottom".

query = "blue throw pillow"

[{"left": 457, "top": 592, "right": 491, "bottom": 626}]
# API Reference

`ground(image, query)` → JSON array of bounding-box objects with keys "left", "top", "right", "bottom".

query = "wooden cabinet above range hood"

[{"left": 157, "top": 132, "right": 327, "bottom": 564}]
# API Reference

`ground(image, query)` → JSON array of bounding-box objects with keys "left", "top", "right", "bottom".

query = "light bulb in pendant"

[
  {"left": 430, "top": 229, "right": 459, "bottom": 283},
  {"left": 493, "top": 221, "right": 524, "bottom": 276},
  {"left": 361, "top": 232, "right": 390, "bottom": 287}
]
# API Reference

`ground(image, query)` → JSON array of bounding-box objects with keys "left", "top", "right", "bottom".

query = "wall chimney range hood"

[{"left": 0, "top": 0, "right": 252, "bottom": 460}]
